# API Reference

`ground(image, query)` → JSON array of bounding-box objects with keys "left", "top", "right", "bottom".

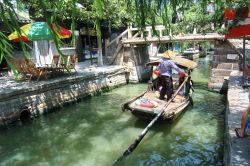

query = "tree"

[{"left": 1, "top": 0, "right": 250, "bottom": 75}]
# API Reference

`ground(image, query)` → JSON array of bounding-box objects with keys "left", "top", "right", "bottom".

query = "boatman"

[{"left": 158, "top": 50, "right": 187, "bottom": 101}]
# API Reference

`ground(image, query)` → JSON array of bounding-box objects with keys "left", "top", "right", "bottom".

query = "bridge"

[
  {"left": 122, "top": 33, "right": 224, "bottom": 44},
  {"left": 106, "top": 25, "right": 224, "bottom": 48},
  {"left": 105, "top": 25, "right": 225, "bottom": 69},
  {"left": 104, "top": 25, "right": 249, "bottom": 89},
  {"left": 124, "top": 25, "right": 224, "bottom": 44}
]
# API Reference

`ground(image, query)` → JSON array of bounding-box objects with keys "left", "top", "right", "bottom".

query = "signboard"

[{"left": 227, "top": 54, "right": 238, "bottom": 60}]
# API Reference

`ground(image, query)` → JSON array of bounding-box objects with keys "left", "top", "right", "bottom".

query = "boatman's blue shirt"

[{"left": 159, "top": 58, "right": 184, "bottom": 77}]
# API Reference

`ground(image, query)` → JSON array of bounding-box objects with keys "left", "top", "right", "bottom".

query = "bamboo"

[{"left": 113, "top": 76, "right": 189, "bottom": 165}]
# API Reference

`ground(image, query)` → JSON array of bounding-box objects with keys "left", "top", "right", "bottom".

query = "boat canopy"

[{"left": 146, "top": 51, "right": 198, "bottom": 70}]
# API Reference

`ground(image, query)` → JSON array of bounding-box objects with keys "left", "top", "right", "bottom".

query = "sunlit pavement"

[
  {"left": 0, "top": 60, "right": 126, "bottom": 99},
  {"left": 226, "top": 71, "right": 250, "bottom": 166}
]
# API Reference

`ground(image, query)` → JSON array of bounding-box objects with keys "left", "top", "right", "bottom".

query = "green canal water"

[{"left": 0, "top": 56, "right": 225, "bottom": 166}]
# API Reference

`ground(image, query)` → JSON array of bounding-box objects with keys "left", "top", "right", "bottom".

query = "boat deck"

[{"left": 126, "top": 91, "right": 190, "bottom": 122}]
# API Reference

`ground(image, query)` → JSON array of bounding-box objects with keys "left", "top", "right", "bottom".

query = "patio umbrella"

[{"left": 8, "top": 22, "right": 71, "bottom": 42}]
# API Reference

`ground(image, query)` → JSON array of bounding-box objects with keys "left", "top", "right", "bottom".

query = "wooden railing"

[
  {"left": 122, "top": 25, "right": 224, "bottom": 44},
  {"left": 106, "top": 29, "right": 129, "bottom": 48},
  {"left": 128, "top": 25, "right": 166, "bottom": 38},
  {"left": 106, "top": 25, "right": 167, "bottom": 48},
  {"left": 105, "top": 25, "right": 224, "bottom": 65}
]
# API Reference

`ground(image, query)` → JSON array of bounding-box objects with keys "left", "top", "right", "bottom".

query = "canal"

[{"left": 0, "top": 55, "right": 225, "bottom": 166}]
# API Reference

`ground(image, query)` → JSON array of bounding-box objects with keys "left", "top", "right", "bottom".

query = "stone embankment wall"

[
  {"left": 208, "top": 40, "right": 240, "bottom": 92},
  {"left": 105, "top": 43, "right": 151, "bottom": 83},
  {"left": 125, "top": 45, "right": 151, "bottom": 82},
  {"left": 0, "top": 67, "right": 128, "bottom": 127},
  {"left": 212, "top": 40, "right": 240, "bottom": 68}
]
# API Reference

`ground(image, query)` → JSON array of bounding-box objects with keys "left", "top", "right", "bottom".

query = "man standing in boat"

[{"left": 159, "top": 50, "right": 187, "bottom": 101}]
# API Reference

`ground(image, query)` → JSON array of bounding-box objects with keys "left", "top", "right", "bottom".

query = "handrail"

[
  {"left": 130, "top": 25, "right": 166, "bottom": 31},
  {"left": 106, "top": 29, "right": 129, "bottom": 48},
  {"left": 122, "top": 33, "right": 224, "bottom": 44},
  {"left": 107, "top": 25, "right": 167, "bottom": 48}
]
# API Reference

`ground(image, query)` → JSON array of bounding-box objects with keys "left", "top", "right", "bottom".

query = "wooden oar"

[{"left": 113, "top": 76, "right": 190, "bottom": 165}]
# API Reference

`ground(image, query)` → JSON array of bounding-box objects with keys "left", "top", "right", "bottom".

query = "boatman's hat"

[{"left": 163, "top": 50, "right": 176, "bottom": 59}]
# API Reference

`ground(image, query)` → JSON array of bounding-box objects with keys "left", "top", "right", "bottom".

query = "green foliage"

[
  {"left": 24, "top": 0, "right": 130, "bottom": 29},
  {"left": 0, "top": 32, "right": 13, "bottom": 63},
  {"left": 126, "top": 0, "right": 250, "bottom": 35},
  {"left": 1, "top": 0, "right": 250, "bottom": 79},
  {"left": 0, "top": 0, "right": 28, "bottom": 78}
]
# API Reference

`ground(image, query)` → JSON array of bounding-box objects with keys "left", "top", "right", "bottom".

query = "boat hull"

[
  {"left": 122, "top": 91, "right": 191, "bottom": 123},
  {"left": 131, "top": 102, "right": 190, "bottom": 123}
]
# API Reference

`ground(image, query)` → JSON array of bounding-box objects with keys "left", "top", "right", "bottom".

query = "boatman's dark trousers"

[{"left": 159, "top": 76, "right": 173, "bottom": 101}]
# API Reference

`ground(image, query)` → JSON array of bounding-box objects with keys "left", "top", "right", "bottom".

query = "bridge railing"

[
  {"left": 104, "top": 25, "right": 224, "bottom": 64},
  {"left": 105, "top": 29, "right": 129, "bottom": 64},
  {"left": 106, "top": 29, "right": 129, "bottom": 48},
  {"left": 127, "top": 25, "right": 167, "bottom": 39},
  {"left": 123, "top": 25, "right": 224, "bottom": 44}
]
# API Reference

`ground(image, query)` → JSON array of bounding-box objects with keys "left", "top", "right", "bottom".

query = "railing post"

[
  {"left": 148, "top": 27, "right": 152, "bottom": 38},
  {"left": 243, "top": 37, "right": 246, "bottom": 85},
  {"left": 159, "top": 30, "right": 163, "bottom": 37},
  {"left": 105, "top": 39, "right": 109, "bottom": 56},
  {"left": 128, "top": 23, "right": 132, "bottom": 39},
  {"left": 141, "top": 32, "right": 144, "bottom": 39}
]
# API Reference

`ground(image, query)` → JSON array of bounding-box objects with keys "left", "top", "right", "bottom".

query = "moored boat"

[{"left": 183, "top": 49, "right": 201, "bottom": 60}]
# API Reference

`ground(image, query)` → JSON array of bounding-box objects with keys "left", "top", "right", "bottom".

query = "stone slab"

[{"left": 225, "top": 70, "right": 250, "bottom": 166}]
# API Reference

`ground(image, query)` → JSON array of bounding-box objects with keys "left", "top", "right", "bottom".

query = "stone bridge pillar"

[{"left": 123, "top": 44, "right": 151, "bottom": 83}]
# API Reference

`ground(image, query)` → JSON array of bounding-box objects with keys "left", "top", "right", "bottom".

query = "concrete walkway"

[
  {"left": 225, "top": 71, "right": 250, "bottom": 166},
  {"left": 0, "top": 60, "right": 125, "bottom": 98}
]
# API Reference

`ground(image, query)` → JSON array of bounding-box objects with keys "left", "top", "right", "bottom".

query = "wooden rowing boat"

[
  {"left": 114, "top": 53, "right": 197, "bottom": 162},
  {"left": 122, "top": 82, "right": 192, "bottom": 123},
  {"left": 122, "top": 53, "right": 196, "bottom": 123}
]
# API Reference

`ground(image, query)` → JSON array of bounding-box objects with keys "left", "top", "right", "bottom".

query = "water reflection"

[{"left": 0, "top": 56, "right": 225, "bottom": 166}]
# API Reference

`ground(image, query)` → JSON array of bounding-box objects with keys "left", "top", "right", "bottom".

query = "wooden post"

[
  {"left": 105, "top": 39, "right": 109, "bottom": 57},
  {"left": 141, "top": 31, "right": 144, "bottom": 39},
  {"left": 128, "top": 24, "right": 132, "bottom": 39},
  {"left": 243, "top": 37, "right": 246, "bottom": 85},
  {"left": 148, "top": 27, "right": 152, "bottom": 38},
  {"left": 97, "top": 35, "right": 103, "bottom": 66},
  {"left": 159, "top": 30, "right": 163, "bottom": 37}
]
